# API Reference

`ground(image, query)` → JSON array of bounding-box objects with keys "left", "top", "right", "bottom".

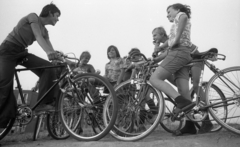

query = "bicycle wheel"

[
  {"left": 46, "top": 111, "right": 70, "bottom": 140},
  {"left": 59, "top": 73, "right": 118, "bottom": 141},
  {"left": 190, "top": 82, "right": 225, "bottom": 132},
  {"left": 160, "top": 98, "right": 184, "bottom": 133},
  {"left": 0, "top": 118, "right": 15, "bottom": 140},
  {"left": 206, "top": 66, "right": 240, "bottom": 135},
  {"left": 107, "top": 79, "right": 165, "bottom": 141}
]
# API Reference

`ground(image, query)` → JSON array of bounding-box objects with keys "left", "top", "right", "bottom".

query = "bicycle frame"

[{"left": 14, "top": 64, "right": 66, "bottom": 110}]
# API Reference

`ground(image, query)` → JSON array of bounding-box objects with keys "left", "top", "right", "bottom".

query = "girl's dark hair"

[
  {"left": 40, "top": 3, "right": 61, "bottom": 17},
  {"left": 79, "top": 51, "right": 91, "bottom": 60},
  {"left": 167, "top": 3, "right": 191, "bottom": 18},
  {"left": 107, "top": 45, "right": 121, "bottom": 59}
]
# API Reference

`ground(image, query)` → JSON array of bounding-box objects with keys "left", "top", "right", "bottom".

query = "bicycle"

[
  {"left": 155, "top": 48, "right": 227, "bottom": 134},
  {"left": 0, "top": 52, "right": 118, "bottom": 141},
  {"left": 105, "top": 48, "right": 230, "bottom": 141},
  {"left": 104, "top": 53, "right": 165, "bottom": 141},
  {"left": 27, "top": 80, "right": 70, "bottom": 141},
  {"left": 186, "top": 48, "right": 240, "bottom": 135}
]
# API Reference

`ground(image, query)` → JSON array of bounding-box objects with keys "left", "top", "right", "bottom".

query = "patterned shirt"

[
  {"left": 168, "top": 12, "right": 192, "bottom": 48},
  {"left": 105, "top": 57, "right": 124, "bottom": 82},
  {"left": 73, "top": 64, "right": 95, "bottom": 74}
]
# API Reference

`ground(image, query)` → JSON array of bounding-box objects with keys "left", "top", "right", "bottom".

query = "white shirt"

[{"left": 168, "top": 12, "right": 192, "bottom": 48}]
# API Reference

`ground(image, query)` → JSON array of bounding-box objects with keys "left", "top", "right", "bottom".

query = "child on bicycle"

[
  {"left": 0, "top": 3, "right": 62, "bottom": 128},
  {"left": 152, "top": 17, "right": 213, "bottom": 135},
  {"left": 150, "top": 3, "right": 196, "bottom": 132}
]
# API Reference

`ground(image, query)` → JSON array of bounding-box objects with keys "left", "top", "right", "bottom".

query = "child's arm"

[
  {"left": 117, "top": 68, "right": 124, "bottom": 86},
  {"left": 89, "top": 64, "right": 96, "bottom": 73},
  {"left": 154, "top": 40, "right": 169, "bottom": 53},
  {"left": 170, "top": 14, "right": 188, "bottom": 48},
  {"left": 153, "top": 50, "right": 168, "bottom": 63}
]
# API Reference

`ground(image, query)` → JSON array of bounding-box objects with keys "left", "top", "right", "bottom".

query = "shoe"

[
  {"left": 76, "top": 126, "right": 83, "bottom": 134},
  {"left": 198, "top": 121, "right": 213, "bottom": 134},
  {"left": 35, "top": 104, "right": 55, "bottom": 112},
  {"left": 174, "top": 96, "right": 196, "bottom": 113},
  {"left": 148, "top": 113, "right": 158, "bottom": 124},
  {"left": 173, "top": 120, "right": 197, "bottom": 136},
  {"left": 138, "top": 124, "right": 147, "bottom": 132}
]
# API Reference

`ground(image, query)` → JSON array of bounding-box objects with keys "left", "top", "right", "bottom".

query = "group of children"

[{"left": 0, "top": 1, "right": 213, "bottom": 137}]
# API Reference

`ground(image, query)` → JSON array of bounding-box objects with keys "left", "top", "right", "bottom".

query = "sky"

[{"left": 0, "top": 0, "right": 240, "bottom": 90}]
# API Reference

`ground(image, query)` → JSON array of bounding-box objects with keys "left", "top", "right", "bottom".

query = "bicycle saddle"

[{"left": 191, "top": 48, "right": 218, "bottom": 59}]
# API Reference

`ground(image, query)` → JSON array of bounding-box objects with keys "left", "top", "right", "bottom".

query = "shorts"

[
  {"left": 173, "top": 47, "right": 204, "bottom": 81},
  {"left": 191, "top": 50, "right": 204, "bottom": 69},
  {"left": 159, "top": 48, "right": 192, "bottom": 81}
]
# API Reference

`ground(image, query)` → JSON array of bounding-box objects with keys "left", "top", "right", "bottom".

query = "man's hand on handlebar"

[{"left": 47, "top": 51, "right": 63, "bottom": 61}]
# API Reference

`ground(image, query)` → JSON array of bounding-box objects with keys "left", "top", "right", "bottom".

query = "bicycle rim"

[
  {"left": 59, "top": 73, "right": 117, "bottom": 141},
  {"left": 46, "top": 112, "right": 70, "bottom": 140},
  {"left": 0, "top": 118, "right": 15, "bottom": 140},
  {"left": 206, "top": 66, "right": 240, "bottom": 135},
  {"left": 108, "top": 79, "right": 165, "bottom": 141},
  {"left": 190, "top": 82, "right": 224, "bottom": 132},
  {"left": 160, "top": 98, "right": 184, "bottom": 133}
]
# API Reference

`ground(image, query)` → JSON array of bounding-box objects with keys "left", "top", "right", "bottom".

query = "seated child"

[{"left": 73, "top": 51, "right": 96, "bottom": 74}]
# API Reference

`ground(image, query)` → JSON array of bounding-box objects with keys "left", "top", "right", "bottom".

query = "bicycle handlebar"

[
  {"left": 217, "top": 54, "right": 226, "bottom": 61},
  {"left": 56, "top": 51, "right": 80, "bottom": 62}
]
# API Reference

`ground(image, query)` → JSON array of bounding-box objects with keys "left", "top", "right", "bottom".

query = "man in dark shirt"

[{"left": 0, "top": 3, "right": 62, "bottom": 128}]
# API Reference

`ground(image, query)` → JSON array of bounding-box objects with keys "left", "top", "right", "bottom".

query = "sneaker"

[
  {"left": 148, "top": 114, "right": 158, "bottom": 124},
  {"left": 175, "top": 96, "right": 196, "bottom": 113},
  {"left": 198, "top": 121, "right": 213, "bottom": 134},
  {"left": 35, "top": 104, "right": 55, "bottom": 112},
  {"left": 172, "top": 120, "right": 197, "bottom": 136},
  {"left": 138, "top": 124, "right": 147, "bottom": 132}
]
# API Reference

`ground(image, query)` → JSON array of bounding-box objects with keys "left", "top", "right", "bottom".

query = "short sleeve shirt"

[
  {"left": 5, "top": 13, "right": 49, "bottom": 48},
  {"left": 73, "top": 64, "right": 95, "bottom": 74},
  {"left": 168, "top": 12, "right": 192, "bottom": 48},
  {"left": 105, "top": 57, "right": 124, "bottom": 82}
]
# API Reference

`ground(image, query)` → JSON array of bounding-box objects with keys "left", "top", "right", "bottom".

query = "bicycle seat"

[{"left": 191, "top": 48, "right": 218, "bottom": 59}]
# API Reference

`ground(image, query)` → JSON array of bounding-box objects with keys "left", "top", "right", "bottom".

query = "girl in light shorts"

[{"left": 150, "top": 3, "right": 195, "bottom": 120}]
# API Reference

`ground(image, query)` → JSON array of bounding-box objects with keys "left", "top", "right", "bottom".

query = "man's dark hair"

[{"left": 40, "top": 3, "right": 61, "bottom": 17}]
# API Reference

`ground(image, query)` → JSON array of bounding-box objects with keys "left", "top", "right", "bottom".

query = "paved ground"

[{"left": 1, "top": 129, "right": 240, "bottom": 147}]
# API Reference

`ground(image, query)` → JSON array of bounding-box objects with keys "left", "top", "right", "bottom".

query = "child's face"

[
  {"left": 80, "top": 54, "right": 90, "bottom": 65},
  {"left": 167, "top": 7, "right": 179, "bottom": 22},
  {"left": 152, "top": 30, "right": 164, "bottom": 44},
  {"left": 108, "top": 48, "right": 117, "bottom": 58}
]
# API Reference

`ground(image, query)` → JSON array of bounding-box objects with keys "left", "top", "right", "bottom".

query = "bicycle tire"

[
  {"left": 0, "top": 118, "right": 15, "bottom": 140},
  {"left": 107, "top": 79, "right": 165, "bottom": 141},
  {"left": 190, "top": 82, "right": 226, "bottom": 132},
  {"left": 206, "top": 66, "right": 240, "bottom": 135},
  {"left": 160, "top": 98, "right": 184, "bottom": 133},
  {"left": 46, "top": 112, "right": 70, "bottom": 140},
  {"left": 59, "top": 73, "right": 118, "bottom": 141},
  {"left": 46, "top": 81, "right": 70, "bottom": 140}
]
